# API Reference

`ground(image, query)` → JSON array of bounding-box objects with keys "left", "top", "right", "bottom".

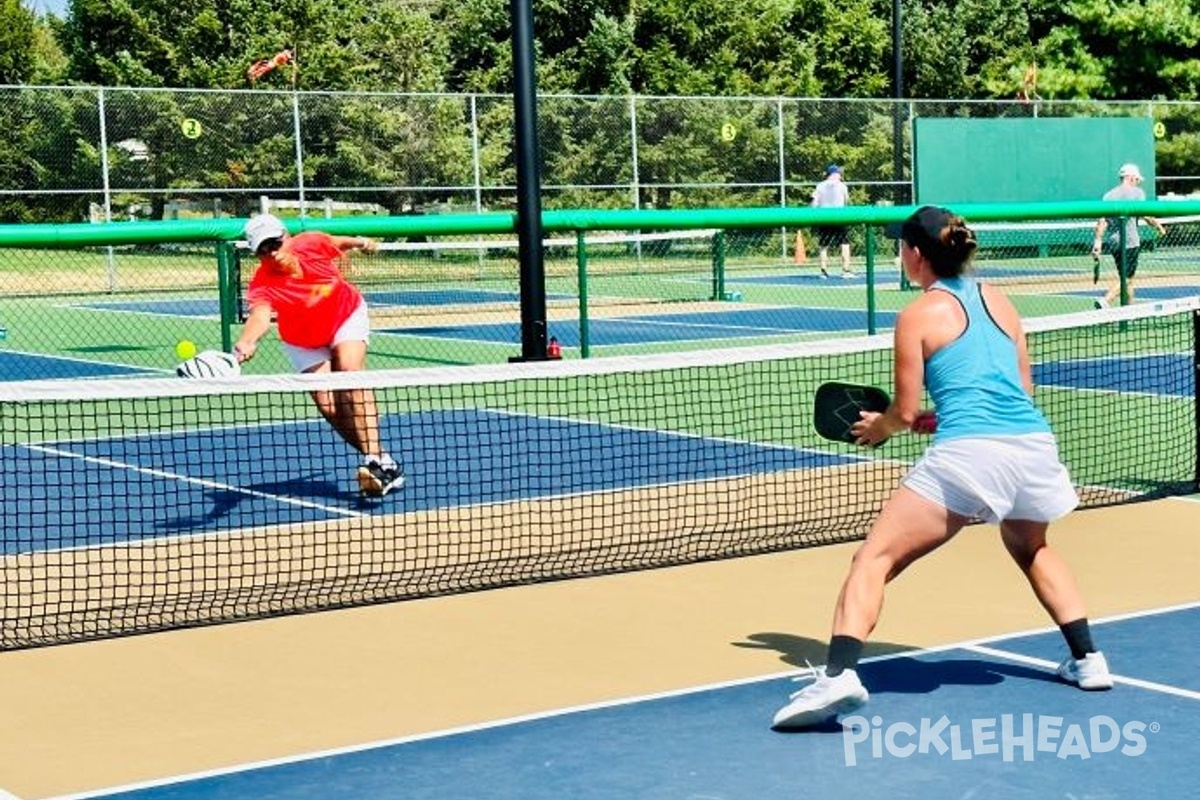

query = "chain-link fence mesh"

[{"left": 5, "top": 87, "right": 1200, "bottom": 224}]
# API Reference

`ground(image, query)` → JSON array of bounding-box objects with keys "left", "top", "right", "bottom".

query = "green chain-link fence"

[{"left": 4, "top": 87, "right": 1200, "bottom": 225}]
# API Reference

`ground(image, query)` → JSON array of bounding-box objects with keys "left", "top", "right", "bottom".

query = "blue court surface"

[
  {"left": 1068, "top": 285, "right": 1200, "bottom": 302},
  {"left": 389, "top": 306, "right": 898, "bottom": 347},
  {"left": 1033, "top": 353, "right": 1194, "bottom": 397},
  {"left": 58, "top": 603, "right": 1200, "bottom": 799},
  {"left": 0, "top": 351, "right": 158, "bottom": 382},
  {"left": 6, "top": 409, "right": 863, "bottom": 555}
]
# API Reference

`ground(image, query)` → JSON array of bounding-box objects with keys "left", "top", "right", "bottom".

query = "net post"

[
  {"left": 711, "top": 230, "right": 726, "bottom": 301},
  {"left": 1194, "top": 308, "right": 1200, "bottom": 493},
  {"left": 865, "top": 224, "right": 877, "bottom": 335},
  {"left": 576, "top": 230, "right": 590, "bottom": 358},
  {"left": 216, "top": 242, "right": 237, "bottom": 352},
  {"left": 509, "top": 0, "right": 549, "bottom": 363}
]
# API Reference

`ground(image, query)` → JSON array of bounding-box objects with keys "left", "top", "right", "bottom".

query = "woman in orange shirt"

[{"left": 234, "top": 214, "right": 405, "bottom": 497}]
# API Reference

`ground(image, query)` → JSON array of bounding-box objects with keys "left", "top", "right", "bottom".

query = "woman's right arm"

[
  {"left": 851, "top": 304, "right": 925, "bottom": 445},
  {"left": 233, "top": 303, "right": 272, "bottom": 362}
]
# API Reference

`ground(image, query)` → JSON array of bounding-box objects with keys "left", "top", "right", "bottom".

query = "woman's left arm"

[{"left": 331, "top": 235, "right": 377, "bottom": 253}]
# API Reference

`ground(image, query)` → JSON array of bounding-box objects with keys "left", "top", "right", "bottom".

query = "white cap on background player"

[{"left": 1118, "top": 163, "right": 1143, "bottom": 182}]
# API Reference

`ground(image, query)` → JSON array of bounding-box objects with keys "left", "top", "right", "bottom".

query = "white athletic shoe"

[
  {"left": 357, "top": 461, "right": 407, "bottom": 497},
  {"left": 772, "top": 666, "right": 868, "bottom": 730},
  {"left": 1094, "top": 298, "right": 1109, "bottom": 309},
  {"left": 1057, "top": 651, "right": 1114, "bottom": 690},
  {"left": 841, "top": 270, "right": 856, "bottom": 279}
]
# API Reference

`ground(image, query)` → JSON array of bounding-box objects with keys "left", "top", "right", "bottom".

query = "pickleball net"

[
  {"left": 231, "top": 228, "right": 725, "bottom": 322},
  {"left": 1, "top": 296, "right": 1197, "bottom": 649}
]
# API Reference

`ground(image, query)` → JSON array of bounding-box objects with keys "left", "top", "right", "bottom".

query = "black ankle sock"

[
  {"left": 825, "top": 635, "right": 864, "bottom": 677},
  {"left": 1060, "top": 619, "right": 1095, "bottom": 661}
]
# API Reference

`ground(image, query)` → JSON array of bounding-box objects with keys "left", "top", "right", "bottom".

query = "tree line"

[{"left": 5, "top": 0, "right": 1199, "bottom": 102}]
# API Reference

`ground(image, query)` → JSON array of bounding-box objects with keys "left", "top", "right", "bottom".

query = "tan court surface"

[{"left": 1, "top": 496, "right": 1198, "bottom": 798}]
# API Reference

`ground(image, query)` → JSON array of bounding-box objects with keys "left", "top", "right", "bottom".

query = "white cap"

[
  {"left": 244, "top": 213, "right": 287, "bottom": 252},
  {"left": 1118, "top": 163, "right": 1144, "bottom": 182}
]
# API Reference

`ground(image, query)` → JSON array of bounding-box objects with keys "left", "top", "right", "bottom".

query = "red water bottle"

[{"left": 546, "top": 337, "right": 562, "bottom": 359}]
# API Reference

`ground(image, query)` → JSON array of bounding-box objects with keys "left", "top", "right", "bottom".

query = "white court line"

[
  {"left": 964, "top": 644, "right": 1200, "bottom": 702},
  {"left": 45, "top": 601, "right": 1200, "bottom": 799},
  {"left": 23, "top": 444, "right": 365, "bottom": 519},
  {"left": 56, "top": 303, "right": 221, "bottom": 322}
]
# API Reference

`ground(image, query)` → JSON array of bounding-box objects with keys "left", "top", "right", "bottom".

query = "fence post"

[
  {"left": 96, "top": 87, "right": 118, "bottom": 293},
  {"left": 629, "top": 95, "right": 643, "bottom": 263},
  {"left": 777, "top": 97, "right": 788, "bottom": 263},
  {"left": 629, "top": 94, "right": 640, "bottom": 210},
  {"left": 470, "top": 94, "right": 483, "bottom": 213},
  {"left": 292, "top": 92, "right": 306, "bottom": 216},
  {"left": 216, "top": 242, "right": 237, "bottom": 352}
]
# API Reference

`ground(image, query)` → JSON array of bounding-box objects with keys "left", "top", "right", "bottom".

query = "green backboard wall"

[{"left": 913, "top": 118, "right": 1156, "bottom": 204}]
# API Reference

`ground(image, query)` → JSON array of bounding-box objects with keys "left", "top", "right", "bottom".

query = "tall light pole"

[{"left": 509, "top": 0, "right": 549, "bottom": 361}]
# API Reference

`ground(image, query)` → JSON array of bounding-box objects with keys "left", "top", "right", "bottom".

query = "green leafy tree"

[
  {"left": 901, "top": 0, "right": 1035, "bottom": 99},
  {"left": 1048, "top": 0, "right": 1200, "bottom": 100},
  {"left": 28, "top": 14, "right": 71, "bottom": 83},
  {"left": 0, "top": 0, "right": 37, "bottom": 83}
]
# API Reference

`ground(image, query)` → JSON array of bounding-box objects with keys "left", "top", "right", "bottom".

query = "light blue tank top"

[{"left": 924, "top": 277, "right": 1050, "bottom": 442}]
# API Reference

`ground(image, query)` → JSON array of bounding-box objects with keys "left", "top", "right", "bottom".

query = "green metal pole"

[
  {"left": 866, "top": 225, "right": 877, "bottom": 334},
  {"left": 712, "top": 230, "right": 726, "bottom": 300},
  {"left": 576, "top": 230, "right": 590, "bottom": 358},
  {"left": 216, "top": 242, "right": 235, "bottom": 352}
]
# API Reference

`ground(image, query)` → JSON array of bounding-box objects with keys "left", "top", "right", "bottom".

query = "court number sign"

[{"left": 181, "top": 118, "right": 204, "bottom": 139}]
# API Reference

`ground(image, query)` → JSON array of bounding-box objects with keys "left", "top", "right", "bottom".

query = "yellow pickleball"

[{"left": 175, "top": 339, "right": 197, "bottom": 360}]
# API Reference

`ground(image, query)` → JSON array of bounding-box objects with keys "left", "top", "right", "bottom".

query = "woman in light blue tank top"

[
  {"left": 921, "top": 274, "right": 1051, "bottom": 442},
  {"left": 772, "top": 206, "right": 1112, "bottom": 732}
]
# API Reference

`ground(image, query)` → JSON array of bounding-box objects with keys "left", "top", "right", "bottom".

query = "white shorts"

[
  {"left": 901, "top": 433, "right": 1078, "bottom": 524},
  {"left": 280, "top": 302, "right": 370, "bottom": 373}
]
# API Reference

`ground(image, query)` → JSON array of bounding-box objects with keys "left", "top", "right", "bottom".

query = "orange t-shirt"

[{"left": 246, "top": 231, "right": 364, "bottom": 348}]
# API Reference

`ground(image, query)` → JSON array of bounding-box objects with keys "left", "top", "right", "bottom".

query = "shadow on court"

[
  {"left": 155, "top": 473, "right": 372, "bottom": 532},
  {"left": 735, "top": 632, "right": 1069, "bottom": 694},
  {"left": 732, "top": 631, "right": 910, "bottom": 669},
  {"left": 861, "top": 656, "right": 1062, "bottom": 695}
]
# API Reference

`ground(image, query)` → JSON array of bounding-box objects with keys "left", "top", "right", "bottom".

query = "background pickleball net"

[
  {"left": 232, "top": 228, "right": 726, "bottom": 323},
  {"left": 0, "top": 297, "right": 1196, "bottom": 650}
]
